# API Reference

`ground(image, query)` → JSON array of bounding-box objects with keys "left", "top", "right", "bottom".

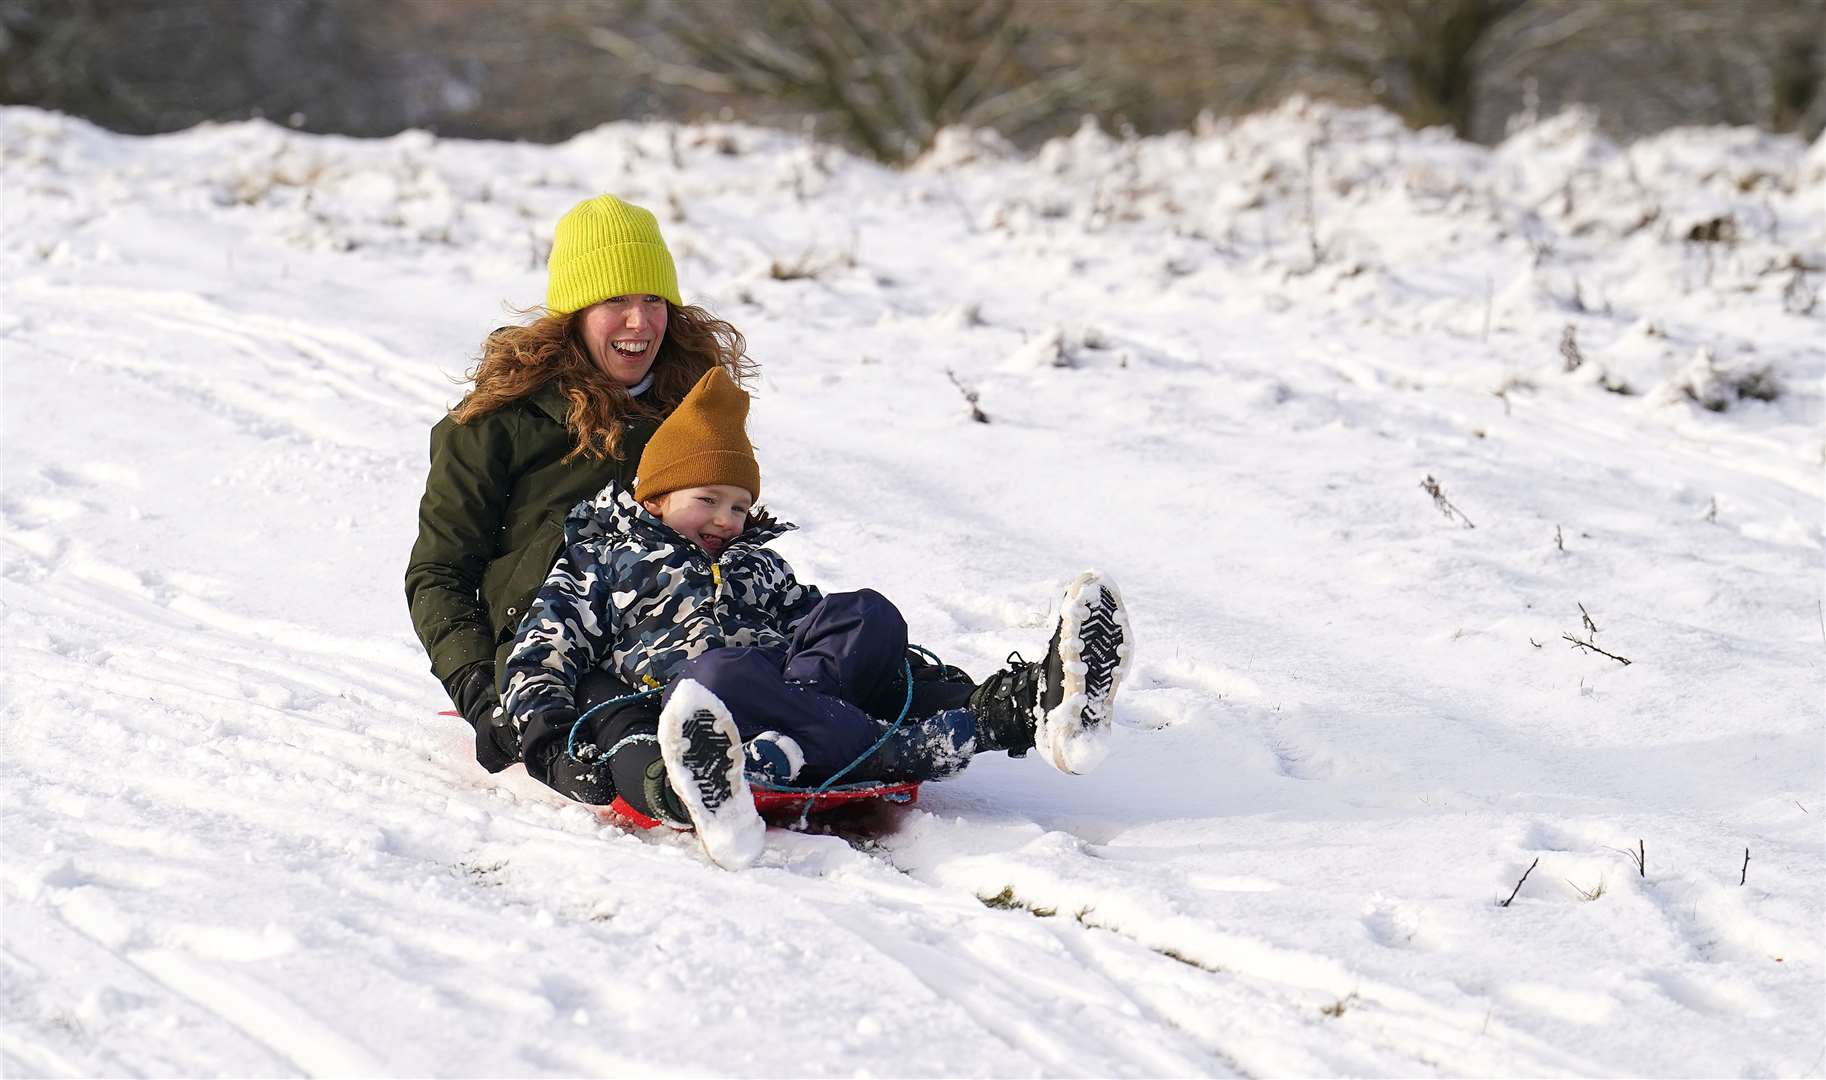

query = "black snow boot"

[
  {"left": 965, "top": 650, "right": 1044, "bottom": 757},
  {"left": 641, "top": 758, "right": 692, "bottom": 827},
  {"left": 968, "top": 571, "right": 1132, "bottom": 773}
]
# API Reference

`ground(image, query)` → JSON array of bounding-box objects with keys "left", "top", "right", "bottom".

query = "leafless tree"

[
  {"left": 0, "top": 0, "right": 439, "bottom": 134},
  {"left": 1225, "top": 0, "right": 1823, "bottom": 142},
  {"left": 1483, "top": 0, "right": 1826, "bottom": 140},
  {"left": 349, "top": 0, "right": 663, "bottom": 143},
  {"left": 4, "top": 0, "right": 1820, "bottom": 149},
  {"left": 1268, "top": 0, "right": 1535, "bottom": 138},
  {"left": 1015, "top": 1, "right": 1291, "bottom": 136},
  {"left": 573, "top": 0, "right": 1102, "bottom": 162},
  {"left": 0, "top": 0, "right": 663, "bottom": 141}
]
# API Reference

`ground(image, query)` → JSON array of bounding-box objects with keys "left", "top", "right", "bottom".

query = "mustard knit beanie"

[
  {"left": 545, "top": 194, "right": 682, "bottom": 314},
  {"left": 636, "top": 367, "right": 760, "bottom": 503}
]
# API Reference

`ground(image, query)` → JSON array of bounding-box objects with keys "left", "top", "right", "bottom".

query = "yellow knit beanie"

[
  {"left": 636, "top": 367, "right": 760, "bottom": 503},
  {"left": 545, "top": 194, "right": 682, "bottom": 314}
]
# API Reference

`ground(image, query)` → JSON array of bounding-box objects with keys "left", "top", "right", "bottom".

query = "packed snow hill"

[{"left": 3, "top": 99, "right": 1822, "bottom": 1076}]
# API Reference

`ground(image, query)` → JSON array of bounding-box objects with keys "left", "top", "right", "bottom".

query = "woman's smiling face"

[{"left": 579, "top": 294, "right": 669, "bottom": 386}]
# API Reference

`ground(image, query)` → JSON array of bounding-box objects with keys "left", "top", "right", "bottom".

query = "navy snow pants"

[
  {"left": 668, "top": 589, "right": 975, "bottom": 783},
  {"left": 534, "top": 590, "right": 978, "bottom": 812}
]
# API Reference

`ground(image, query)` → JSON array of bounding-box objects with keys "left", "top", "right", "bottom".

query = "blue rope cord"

[
  {"left": 796, "top": 657, "right": 914, "bottom": 796},
  {"left": 565, "top": 685, "right": 663, "bottom": 764},
  {"left": 778, "top": 656, "right": 916, "bottom": 829},
  {"left": 749, "top": 777, "right": 899, "bottom": 793}
]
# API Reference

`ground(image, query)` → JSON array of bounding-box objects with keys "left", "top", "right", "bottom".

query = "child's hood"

[{"left": 564, "top": 480, "right": 795, "bottom": 555}]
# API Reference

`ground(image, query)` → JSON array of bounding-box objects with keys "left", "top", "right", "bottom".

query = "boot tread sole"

[
  {"left": 1077, "top": 585, "right": 1124, "bottom": 727},
  {"left": 678, "top": 708, "right": 736, "bottom": 808}
]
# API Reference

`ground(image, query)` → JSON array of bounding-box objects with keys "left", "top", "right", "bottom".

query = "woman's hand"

[{"left": 453, "top": 663, "right": 519, "bottom": 772}]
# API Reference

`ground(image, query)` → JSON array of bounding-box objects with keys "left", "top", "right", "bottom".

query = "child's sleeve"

[
  {"left": 502, "top": 541, "right": 617, "bottom": 731},
  {"left": 768, "top": 555, "right": 824, "bottom": 636}
]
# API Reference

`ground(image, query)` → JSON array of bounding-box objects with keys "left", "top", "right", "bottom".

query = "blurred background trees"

[{"left": 3, "top": 0, "right": 1820, "bottom": 159}]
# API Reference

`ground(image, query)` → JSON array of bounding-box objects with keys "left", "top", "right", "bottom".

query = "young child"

[{"left": 502, "top": 366, "right": 1133, "bottom": 868}]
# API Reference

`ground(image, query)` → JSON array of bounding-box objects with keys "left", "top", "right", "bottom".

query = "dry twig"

[
  {"left": 1501, "top": 858, "right": 1539, "bottom": 907},
  {"left": 1559, "top": 324, "right": 1583, "bottom": 372},
  {"left": 1624, "top": 839, "right": 1645, "bottom": 877},
  {"left": 1302, "top": 140, "right": 1325, "bottom": 269},
  {"left": 1740, "top": 847, "right": 1750, "bottom": 886},
  {"left": 1420, "top": 475, "right": 1475, "bottom": 529},
  {"left": 944, "top": 368, "right": 990, "bottom": 424},
  {"left": 1563, "top": 634, "right": 1631, "bottom": 665},
  {"left": 1578, "top": 602, "right": 1598, "bottom": 635}
]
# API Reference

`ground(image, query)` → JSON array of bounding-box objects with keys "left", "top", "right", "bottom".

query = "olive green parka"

[{"left": 406, "top": 380, "right": 658, "bottom": 698}]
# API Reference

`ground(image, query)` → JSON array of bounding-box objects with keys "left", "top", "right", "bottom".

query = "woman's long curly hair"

[{"left": 451, "top": 304, "right": 757, "bottom": 463}]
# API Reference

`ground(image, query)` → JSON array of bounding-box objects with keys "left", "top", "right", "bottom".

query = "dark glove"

[
  {"left": 535, "top": 712, "right": 620, "bottom": 805},
  {"left": 452, "top": 663, "right": 519, "bottom": 773},
  {"left": 519, "top": 708, "right": 577, "bottom": 787}
]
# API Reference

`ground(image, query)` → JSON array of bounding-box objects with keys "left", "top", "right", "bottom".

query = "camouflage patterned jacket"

[{"left": 501, "top": 481, "right": 822, "bottom": 728}]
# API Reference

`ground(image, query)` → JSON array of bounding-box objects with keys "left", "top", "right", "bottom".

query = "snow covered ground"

[{"left": 3, "top": 99, "right": 1822, "bottom": 1077}]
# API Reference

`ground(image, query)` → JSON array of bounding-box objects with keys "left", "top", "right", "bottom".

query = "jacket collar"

[
  {"left": 529, "top": 379, "right": 570, "bottom": 425},
  {"left": 532, "top": 372, "right": 656, "bottom": 426},
  {"left": 567, "top": 481, "right": 795, "bottom": 554}
]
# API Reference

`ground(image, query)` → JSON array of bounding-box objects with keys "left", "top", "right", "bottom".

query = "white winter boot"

[
  {"left": 657, "top": 680, "right": 766, "bottom": 870},
  {"left": 1033, "top": 571, "right": 1134, "bottom": 775}
]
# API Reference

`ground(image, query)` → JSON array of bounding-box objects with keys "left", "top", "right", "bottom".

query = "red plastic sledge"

[
  {"left": 600, "top": 781, "right": 921, "bottom": 830},
  {"left": 439, "top": 711, "right": 917, "bottom": 828}
]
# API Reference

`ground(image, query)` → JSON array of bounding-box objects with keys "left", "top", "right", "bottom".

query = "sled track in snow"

[
  {"left": 3, "top": 552, "right": 1599, "bottom": 1079},
  {"left": 12, "top": 280, "right": 446, "bottom": 452},
  {"left": 849, "top": 826, "right": 1602, "bottom": 1077}
]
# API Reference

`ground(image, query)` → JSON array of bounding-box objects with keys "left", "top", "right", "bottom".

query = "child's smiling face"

[{"left": 641, "top": 484, "right": 751, "bottom": 556}]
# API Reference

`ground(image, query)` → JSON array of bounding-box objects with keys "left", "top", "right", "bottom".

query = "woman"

[
  {"left": 410, "top": 193, "right": 1117, "bottom": 818},
  {"left": 405, "top": 193, "right": 756, "bottom": 773}
]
